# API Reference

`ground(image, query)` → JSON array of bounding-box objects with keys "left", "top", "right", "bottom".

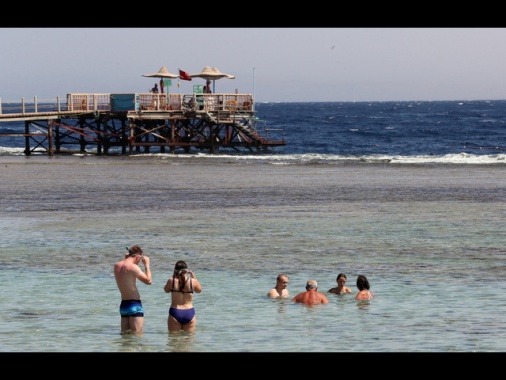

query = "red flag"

[{"left": 179, "top": 69, "right": 192, "bottom": 81}]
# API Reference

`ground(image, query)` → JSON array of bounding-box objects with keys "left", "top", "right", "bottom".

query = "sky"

[{"left": 1, "top": 28, "right": 506, "bottom": 103}]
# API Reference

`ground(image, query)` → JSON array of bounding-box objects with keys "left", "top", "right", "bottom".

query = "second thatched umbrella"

[{"left": 189, "top": 66, "right": 235, "bottom": 93}]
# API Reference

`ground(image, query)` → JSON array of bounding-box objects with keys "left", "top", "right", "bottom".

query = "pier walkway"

[{"left": 0, "top": 93, "right": 286, "bottom": 156}]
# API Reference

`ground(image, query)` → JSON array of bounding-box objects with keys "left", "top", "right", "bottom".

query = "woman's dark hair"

[
  {"left": 337, "top": 273, "right": 347, "bottom": 281},
  {"left": 174, "top": 260, "right": 188, "bottom": 290},
  {"left": 356, "top": 275, "right": 370, "bottom": 291}
]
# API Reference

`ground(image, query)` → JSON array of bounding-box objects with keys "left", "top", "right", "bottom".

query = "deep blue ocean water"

[
  {"left": 256, "top": 100, "right": 506, "bottom": 158},
  {"left": 1, "top": 100, "right": 506, "bottom": 162}
]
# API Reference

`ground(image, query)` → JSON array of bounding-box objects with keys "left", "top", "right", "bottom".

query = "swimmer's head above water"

[{"left": 306, "top": 280, "right": 318, "bottom": 290}]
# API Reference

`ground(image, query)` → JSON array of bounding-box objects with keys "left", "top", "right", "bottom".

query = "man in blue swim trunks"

[{"left": 114, "top": 245, "right": 152, "bottom": 335}]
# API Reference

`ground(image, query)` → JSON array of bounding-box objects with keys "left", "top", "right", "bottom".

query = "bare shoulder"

[
  {"left": 114, "top": 260, "right": 126, "bottom": 273},
  {"left": 193, "top": 278, "right": 203, "bottom": 293}
]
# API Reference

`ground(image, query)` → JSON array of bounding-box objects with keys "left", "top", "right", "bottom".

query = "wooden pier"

[{"left": 0, "top": 93, "right": 286, "bottom": 156}]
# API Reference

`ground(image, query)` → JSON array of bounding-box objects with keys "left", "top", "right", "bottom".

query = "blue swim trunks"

[{"left": 120, "top": 299, "right": 144, "bottom": 317}]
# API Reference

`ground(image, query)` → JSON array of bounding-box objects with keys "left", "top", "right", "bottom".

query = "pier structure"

[{"left": 0, "top": 92, "right": 286, "bottom": 156}]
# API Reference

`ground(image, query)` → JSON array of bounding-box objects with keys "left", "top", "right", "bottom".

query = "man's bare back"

[
  {"left": 114, "top": 260, "right": 147, "bottom": 299},
  {"left": 291, "top": 280, "right": 329, "bottom": 305}
]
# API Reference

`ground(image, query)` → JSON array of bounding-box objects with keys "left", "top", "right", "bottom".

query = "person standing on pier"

[
  {"left": 114, "top": 245, "right": 152, "bottom": 335},
  {"left": 151, "top": 83, "right": 159, "bottom": 93}
]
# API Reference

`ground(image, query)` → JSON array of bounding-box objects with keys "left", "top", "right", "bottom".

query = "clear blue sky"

[{"left": 1, "top": 28, "right": 505, "bottom": 103}]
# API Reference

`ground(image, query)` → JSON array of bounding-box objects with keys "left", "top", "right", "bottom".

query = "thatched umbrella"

[
  {"left": 189, "top": 66, "right": 235, "bottom": 93},
  {"left": 142, "top": 66, "right": 179, "bottom": 93}
]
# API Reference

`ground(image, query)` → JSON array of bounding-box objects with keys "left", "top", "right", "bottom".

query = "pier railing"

[
  {"left": 0, "top": 93, "right": 255, "bottom": 115},
  {"left": 0, "top": 96, "right": 67, "bottom": 114}
]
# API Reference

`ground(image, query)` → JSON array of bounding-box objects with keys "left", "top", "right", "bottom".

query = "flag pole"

[{"left": 252, "top": 67, "right": 255, "bottom": 112}]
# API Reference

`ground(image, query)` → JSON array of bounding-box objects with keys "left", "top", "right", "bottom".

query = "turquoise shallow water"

[
  {"left": 1, "top": 156, "right": 506, "bottom": 352},
  {"left": 3, "top": 267, "right": 505, "bottom": 352}
]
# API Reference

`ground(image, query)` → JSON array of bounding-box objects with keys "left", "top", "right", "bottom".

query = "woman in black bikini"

[{"left": 163, "top": 260, "right": 202, "bottom": 333}]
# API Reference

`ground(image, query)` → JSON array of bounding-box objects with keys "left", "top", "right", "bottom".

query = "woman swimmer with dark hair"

[
  {"left": 163, "top": 260, "right": 202, "bottom": 333},
  {"left": 355, "top": 275, "right": 375, "bottom": 300}
]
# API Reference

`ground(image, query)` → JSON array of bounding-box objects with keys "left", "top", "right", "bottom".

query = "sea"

[{"left": 1, "top": 100, "right": 506, "bottom": 353}]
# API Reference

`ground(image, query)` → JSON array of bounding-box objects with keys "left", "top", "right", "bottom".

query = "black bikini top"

[{"left": 170, "top": 277, "right": 194, "bottom": 294}]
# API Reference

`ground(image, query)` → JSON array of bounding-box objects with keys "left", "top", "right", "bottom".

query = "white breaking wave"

[{"left": 1, "top": 146, "right": 505, "bottom": 164}]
